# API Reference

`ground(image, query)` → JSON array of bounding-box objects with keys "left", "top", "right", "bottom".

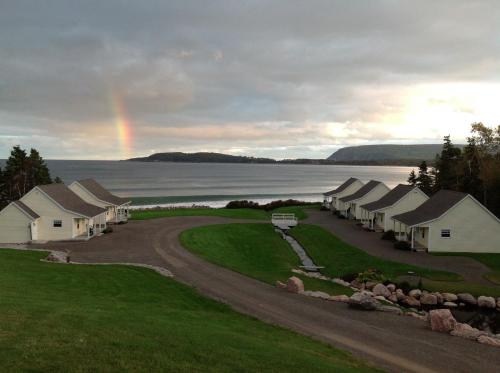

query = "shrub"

[
  {"left": 341, "top": 272, "right": 358, "bottom": 283},
  {"left": 102, "top": 227, "right": 113, "bottom": 234},
  {"left": 393, "top": 241, "right": 411, "bottom": 251},
  {"left": 356, "top": 268, "right": 386, "bottom": 284},
  {"left": 225, "top": 199, "right": 317, "bottom": 211},
  {"left": 320, "top": 205, "right": 330, "bottom": 211},
  {"left": 381, "top": 230, "right": 396, "bottom": 241},
  {"left": 226, "top": 200, "right": 260, "bottom": 209}
]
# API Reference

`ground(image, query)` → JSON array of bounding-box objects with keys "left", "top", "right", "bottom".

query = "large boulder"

[
  {"left": 442, "top": 293, "right": 458, "bottom": 302},
  {"left": 433, "top": 292, "right": 444, "bottom": 304},
  {"left": 477, "top": 296, "right": 496, "bottom": 309},
  {"left": 330, "top": 295, "right": 350, "bottom": 303},
  {"left": 286, "top": 276, "right": 304, "bottom": 293},
  {"left": 429, "top": 309, "right": 457, "bottom": 333},
  {"left": 349, "top": 292, "right": 380, "bottom": 311},
  {"left": 497, "top": 298, "right": 500, "bottom": 309},
  {"left": 302, "top": 290, "right": 331, "bottom": 300},
  {"left": 477, "top": 335, "right": 500, "bottom": 348},
  {"left": 409, "top": 289, "right": 422, "bottom": 299},
  {"left": 395, "top": 289, "right": 406, "bottom": 301},
  {"left": 443, "top": 301, "right": 458, "bottom": 308},
  {"left": 388, "top": 293, "right": 398, "bottom": 303},
  {"left": 420, "top": 293, "right": 438, "bottom": 306},
  {"left": 386, "top": 283, "right": 396, "bottom": 292},
  {"left": 457, "top": 293, "right": 477, "bottom": 305},
  {"left": 372, "top": 283, "right": 391, "bottom": 298},
  {"left": 401, "top": 296, "right": 421, "bottom": 308},
  {"left": 450, "top": 323, "right": 484, "bottom": 340},
  {"left": 276, "top": 280, "right": 287, "bottom": 289},
  {"left": 350, "top": 279, "right": 364, "bottom": 289}
]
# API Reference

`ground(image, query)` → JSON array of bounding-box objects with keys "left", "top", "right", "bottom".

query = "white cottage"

[
  {"left": 323, "top": 178, "right": 364, "bottom": 211},
  {"left": 359, "top": 184, "right": 429, "bottom": 231},
  {"left": 391, "top": 190, "right": 500, "bottom": 253},
  {"left": 338, "top": 180, "right": 390, "bottom": 220},
  {"left": 0, "top": 184, "right": 107, "bottom": 243},
  {"left": 69, "top": 179, "right": 131, "bottom": 223}
]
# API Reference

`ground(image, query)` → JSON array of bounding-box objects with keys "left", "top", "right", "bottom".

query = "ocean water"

[{"left": 28, "top": 160, "right": 414, "bottom": 208}]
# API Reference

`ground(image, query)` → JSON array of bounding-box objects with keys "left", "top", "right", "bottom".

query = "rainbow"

[{"left": 111, "top": 91, "right": 133, "bottom": 159}]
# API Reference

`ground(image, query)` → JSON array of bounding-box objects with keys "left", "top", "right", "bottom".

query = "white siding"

[
  {"left": 21, "top": 189, "right": 80, "bottom": 240},
  {"left": 428, "top": 196, "right": 500, "bottom": 253},
  {"left": 332, "top": 180, "right": 364, "bottom": 210},
  {"left": 69, "top": 183, "right": 116, "bottom": 222},
  {"left": 380, "top": 189, "right": 429, "bottom": 231},
  {"left": 0, "top": 204, "right": 34, "bottom": 243},
  {"left": 351, "top": 184, "right": 390, "bottom": 220}
]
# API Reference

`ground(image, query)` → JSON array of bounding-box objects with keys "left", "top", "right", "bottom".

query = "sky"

[{"left": 1, "top": 1, "right": 499, "bottom": 160}]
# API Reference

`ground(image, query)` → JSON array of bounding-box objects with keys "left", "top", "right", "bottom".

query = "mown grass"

[
  {"left": 289, "top": 225, "right": 463, "bottom": 282},
  {"left": 180, "top": 223, "right": 352, "bottom": 296},
  {"left": 131, "top": 204, "right": 318, "bottom": 221},
  {"left": 0, "top": 249, "right": 379, "bottom": 372},
  {"left": 432, "top": 252, "right": 500, "bottom": 285}
]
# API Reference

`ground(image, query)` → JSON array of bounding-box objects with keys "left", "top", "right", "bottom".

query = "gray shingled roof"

[
  {"left": 324, "top": 178, "right": 360, "bottom": 196},
  {"left": 13, "top": 201, "right": 40, "bottom": 220},
  {"left": 360, "top": 184, "right": 419, "bottom": 212},
  {"left": 37, "top": 184, "right": 107, "bottom": 218},
  {"left": 77, "top": 179, "right": 131, "bottom": 206},
  {"left": 392, "top": 190, "right": 468, "bottom": 226},
  {"left": 339, "top": 180, "right": 383, "bottom": 203}
]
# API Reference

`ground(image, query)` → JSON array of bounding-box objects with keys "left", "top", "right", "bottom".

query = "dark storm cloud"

[{"left": 0, "top": 1, "right": 499, "bottom": 159}]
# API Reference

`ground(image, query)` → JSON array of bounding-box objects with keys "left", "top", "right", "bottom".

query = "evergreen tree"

[
  {"left": 407, "top": 169, "right": 417, "bottom": 185},
  {"left": 54, "top": 176, "right": 63, "bottom": 184},
  {"left": 28, "top": 148, "right": 52, "bottom": 186},
  {"left": 416, "top": 161, "right": 434, "bottom": 195},
  {"left": 0, "top": 166, "right": 6, "bottom": 209},
  {"left": 434, "top": 135, "right": 462, "bottom": 190}
]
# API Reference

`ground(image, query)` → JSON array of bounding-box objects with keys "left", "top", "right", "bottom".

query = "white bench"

[{"left": 271, "top": 213, "right": 298, "bottom": 229}]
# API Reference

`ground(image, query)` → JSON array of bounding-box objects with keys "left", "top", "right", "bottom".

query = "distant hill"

[
  {"left": 327, "top": 144, "right": 464, "bottom": 163},
  {"left": 128, "top": 152, "right": 277, "bottom": 164}
]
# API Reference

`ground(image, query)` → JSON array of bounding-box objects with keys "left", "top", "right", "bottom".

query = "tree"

[
  {"left": 0, "top": 166, "right": 6, "bottom": 209},
  {"left": 54, "top": 176, "right": 63, "bottom": 184},
  {"left": 407, "top": 169, "right": 417, "bottom": 185},
  {"left": 434, "top": 135, "right": 462, "bottom": 190},
  {"left": 415, "top": 161, "right": 434, "bottom": 195},
  {"left": 2, "top": 145, "right": 54, "bottom": 203}
]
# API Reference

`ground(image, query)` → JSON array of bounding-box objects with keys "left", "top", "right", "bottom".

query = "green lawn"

[
  {"left": 130, "top": 204, "right": 318, "bottom": 221},
  {"left": 289, "top": 225, "right": 462, "bottom": 282},
  {"left": 180, "top": 223, "right": 352, "bottom": 296},
  {"left": 0, "top": 249, "right": 379, "bottom": 372},
  {"left": 131, "top": 207, "right": 269, "bottom": 220},
  {"left": 432, "top": 252, "right": 500, "bottom": 285}
]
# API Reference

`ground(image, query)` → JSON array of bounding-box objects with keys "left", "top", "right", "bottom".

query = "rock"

[
  {"left": 395, "top": 289, "right": 406, "bottom": 301},
  {"left": 420, "top": 293, "right": 438, "bottom": 306},
  {"left": 433, "top": 293, "right": 443, "bottom": 304},
  {"left": 406, "top": 312, "right": 428, "bottom": 321},
  {"left": 375, "top": 295, "right": 388, "bottom": 302},
  {"left": 450, "top": 323, "right": 484, "bottom": 340},
  {"left": 443, "top": 301, "right": 458, "bottom": 308},
  {"left": 360, "top": 290, "right": 374, "bottom": 297},
  {"left": 373, "top": 283, "right": 391, "bottom": 298},
  {"left": 401, "top": 296, "right": 421, "bottom": 308},
  {"left": 409, "top": 289, "right": 422, "bottom": 299},
  {"left": 286, "top": 276, "right": 304, "bottom": 293},
  {"left": 477, "top": 335, "right": 500, "bottom": 348},
  {"left": 477, "top": 296, "right": 496, "bottom": 309},
  {"left": 429, "top": 309, "right": 457, "bottom": 333},
  {"left": 365, "top": 281, "right": 377, "bottom": 290},
  {"left": 497, "top": 299, "right": 500, "bottom": 309},
  {"left": 349, "top": 292, "right": 380, "bottom": 311},
  {"left": 302, "top": 291, "right": 330, "bottom": 300},
  {"left": 332, "top": 278, "right": 351, "bottom": 287},
  {"left": 330, "top": 295, "right": 350, "bottom": 303},
  {"left": 442, "top": 293, "right": 458, "bottom": 302},
  {"left": 379, "top": 305, "right": 403, "bottom": 315},
  {"left": 276, "top": 280, "right": 287, "bottom": 289},
  {"left": 386, "top": 284, "right": 396, "bottom": 292},
  {"left": 350, "top": 279, "right": 364, "bottom": 289},
  {"left": 388, "top": 293, "right": 398, "bottom": 303},
  {"left": 457, "top": 293, "right": 477, "bottom": 305}
]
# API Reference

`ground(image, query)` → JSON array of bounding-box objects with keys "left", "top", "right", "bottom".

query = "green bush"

[
  {"left": 381, "top": 230, "right": 396, "bottom": 241},
  {"left": 393, "top": 241, "right": 411, "bottom": 251},
  {"left": 102, "top": 227, "right": 113, "bottom": 234}
]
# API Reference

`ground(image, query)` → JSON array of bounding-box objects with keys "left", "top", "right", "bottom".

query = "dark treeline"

[
  {"left": 408, "top": 123, "right": 500, "bottom": 217},
  {"left": 0, "top": 146, "right": 61, "bottom": 209}
]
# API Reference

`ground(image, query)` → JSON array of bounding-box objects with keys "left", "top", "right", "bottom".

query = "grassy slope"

[
  {"left": 432, "top": 252, "right": 500, "bottom": 286},
  {"left": 0, "top": 249, "right": 379, "bottom": 372},
  {"left": 289, "top": 225, "right": 462, "bottom": 282},
  {"left": 180, "top": 223, "right": 352, "bottom": 296},
  {"left": 131, "top": 205, "right": 318, "bottom": 221}
]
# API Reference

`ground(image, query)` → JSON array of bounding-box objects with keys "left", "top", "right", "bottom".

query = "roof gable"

[
  {"left": 12, "top": 201, "right": 40, "bottom": 220},
  {"left": 324, "top": 178, "right": 361, "bottom": 196},
  {"left": 392, "top": 190, "right": 468, "bottom": 227},
  {"left": 75, "top": 179, "right": 131, "bottom": 206},
  {"left": 339, "top": 180, "right": 384, "bottom": 203},
  {"left": 33, "top": 184, "right": 107, "bottom": 218},
  {"left": 360, "top": 184, "right": 422, "bottom": 212}
]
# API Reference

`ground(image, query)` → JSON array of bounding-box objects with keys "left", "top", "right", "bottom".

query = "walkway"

[
  {"left": 305, "top": 209, "right": 495, "bottom": 285},
  {"left": 32, "top": 217, "right": 500, "bottom": 373}
]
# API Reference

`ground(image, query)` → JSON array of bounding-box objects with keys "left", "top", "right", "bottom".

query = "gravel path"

[
  {"left": 31, "top": 217, "right": 500, "bottom": 373},
  {"left": 305, "top": 209, "right": 496, "bottom": 286}
]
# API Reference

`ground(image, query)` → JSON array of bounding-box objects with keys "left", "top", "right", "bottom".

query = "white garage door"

[{"left": 0, "top": 222, "right": 31, "bottom": 243}]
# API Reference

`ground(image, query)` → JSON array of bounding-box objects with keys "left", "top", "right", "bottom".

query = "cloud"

[{"left": 1, "top": 1, "right": 499, "bottom": 159}]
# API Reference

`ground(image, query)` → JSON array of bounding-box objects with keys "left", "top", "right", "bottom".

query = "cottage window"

[
  {"left": 441, "top": 229, "right": 451, "bottom": 238},
  {"left": 53, "top": 220, "right": 62, "bottom": 228}
]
